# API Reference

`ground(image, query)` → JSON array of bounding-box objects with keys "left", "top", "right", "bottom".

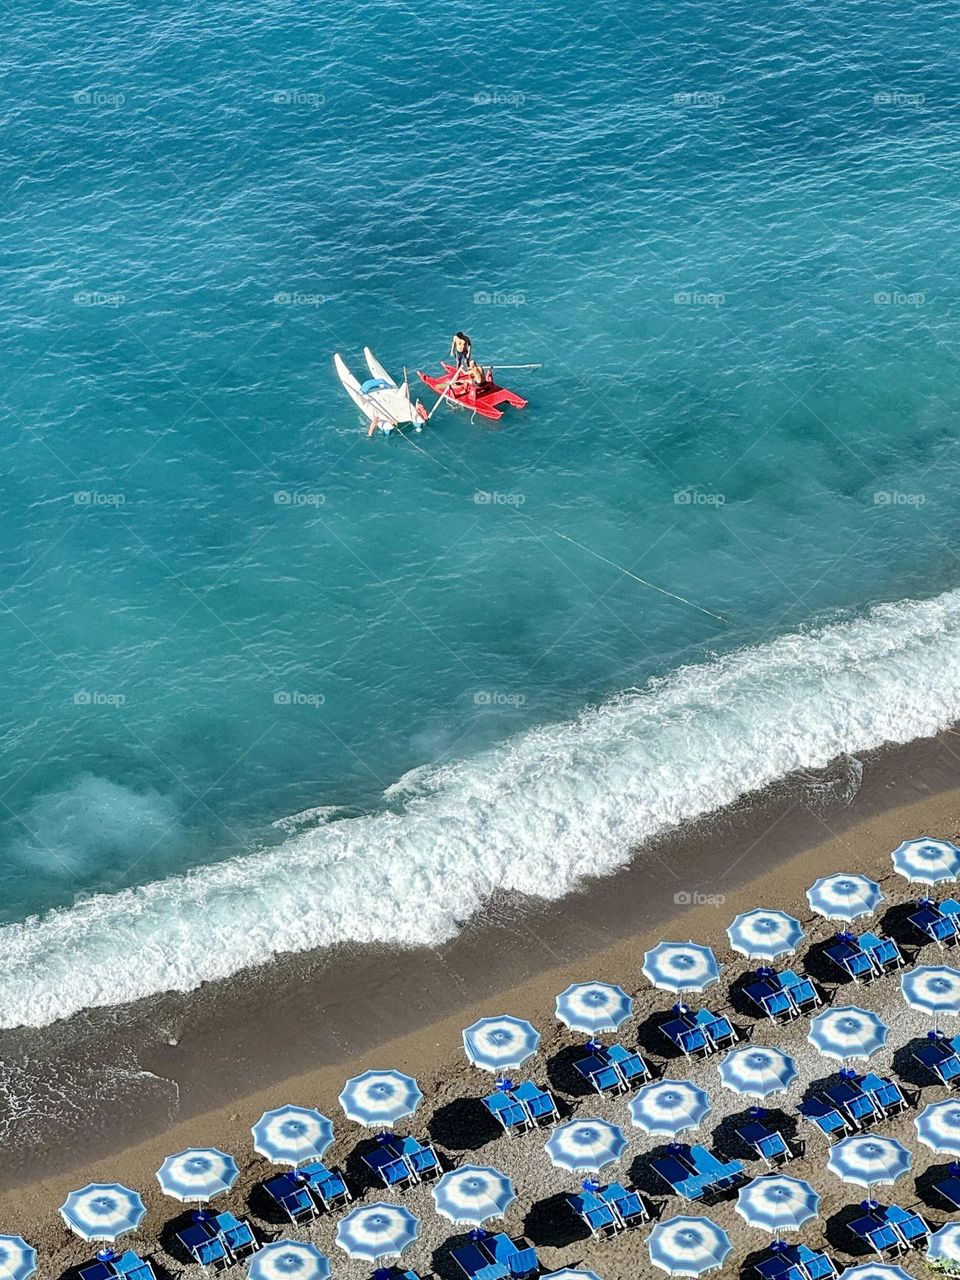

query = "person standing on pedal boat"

[{"left": 450, "top": 331, "right": 472, "bottom": 367}]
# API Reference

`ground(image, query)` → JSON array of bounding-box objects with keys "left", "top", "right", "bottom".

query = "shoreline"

[{"left": 7, "top": 724, "right": 960, "bottom": 1269}]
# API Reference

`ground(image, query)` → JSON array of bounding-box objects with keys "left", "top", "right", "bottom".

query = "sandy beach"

[{"left": 9, "top": 726, "right": 960, "bottom": 1278}]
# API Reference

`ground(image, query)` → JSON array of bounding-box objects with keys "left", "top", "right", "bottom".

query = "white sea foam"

[{"left": 4, "top": 587, "right": 960, "bottom": 1029}]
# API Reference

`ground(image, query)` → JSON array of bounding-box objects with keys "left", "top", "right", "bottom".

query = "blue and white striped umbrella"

[
  {"left": 541, "top": 1272, "right": 602, "bottom": 1280},
  {"left": 808, "top": 1007, "right": 888, "bottom": 1062},
  {"left": 727, "top": 910, "right": 804, "bottom": 961},
  {"left": 338, "top": 1070, "right": 423, "bottom": 1127},
  {"left": 892, "top": 837, "right": 960, "bottom": 885},
  {"left": 463, "top": 1015, "right": 540, "bottom": 1072},
  {"left": 902, "top": 966, "right": 960, "bottom": 1024},
  {"left": 248, "top": 1242, "right": 331, "bottom": 1280},
  {"left": 837, "top": 1266, "right": 912, "bottom": 1280},
  {"left": 807, "top": 874, "right": 883, "bottom": 922},
  {"left": 432, "top": 1165, "right": 515, "bottom": 1225},
  {"left": 648, "top": 1215, "right": 732, "bottom": 1277},
  {"left": 735, "top": 1175, "right": 820, "bottom": 1233},
  {"left": 643, "top": 942, "right": 720, "bottom": 993},
  {"left": 59, "top": 1184, "right": 146, "bottom": 1242},
  {"left": 915, "top": 1099, "right": 960, "bottom": 1155},
  {"left": 629, "top": 1080, "right": 711, "bottom": 1138},
  {"left": 827, "top": 1135, "right": 911, "bottom": 1189},
  {"left": 545, "top": 1119, "right": 627, "bottom": 1172},
  {"left": 252, "top": 1106, "right": 335, "bottom": 1166},
  {"left": 335, "top": 1203, "right": 419, "bottom": 1261},
  {"left": 0, "top": 1237, "right": 36, "bottom": 1280},
  {"left": 718, "top": 1047, "right": 798, "bottom": 1098},
  {"left": 555, "top": 981, "right": 633, "bottom": 1034},
  {"left": 156, "top": 1148, "right": 239, "bottom": 1203},
  {"left": 928, "top": 1223, "right": 960, "bottom": 1266}
]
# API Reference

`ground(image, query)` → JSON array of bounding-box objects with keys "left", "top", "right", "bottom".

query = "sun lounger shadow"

[
  {"left": 711, "top": 1107, "right": 801, "bottom": 1163},
  {"left": 523, "top": 1191, "right": 589, "bottom": 1248},
  {"left": 877, "top": 902, "right": 920, "bottom": 951},
  {"left": 633, "top": 1011, "right": 671, "bottom": 1059},
  {"left": 915, "top": 1160, "right": 960, "bottom": 1210},
  {"left": 546, "top": 1045, "right": 601, "bottom": 1098},
  {"left": 429, "top": 1097, "right": 501, "bottom": 1151},
  {"left": 627, "top": 1148, "right": 671, "bottom": 1204},
  {"left": 431, "top": 1230, "right": 487, "bottom": 1280},
  {"left": 726, "top": 973, "right": 773, "bottom": 1020},
  {"left": 892, "top": 1038, "right": 942, "bottom": 1090},
  {"left": 246, "top": 1177, "right": 303, "bottom": 1230},
  {"left": 803, "top": 938, "right": 854, "bottom": 986},
  {"left": 158, "top": 1210, "right": 223, "bottom": 1264},
  {"left": 825, "top": 1204, "right": 875, "bottom": 1256}
]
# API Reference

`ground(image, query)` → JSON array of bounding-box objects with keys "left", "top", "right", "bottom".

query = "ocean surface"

[{"left": 1, "top": 0, "right": 959, "bottom": 1027}]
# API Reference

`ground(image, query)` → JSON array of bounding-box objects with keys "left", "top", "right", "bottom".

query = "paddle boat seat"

[
  {"left": 451, "top": 1242, "right": 508, "bottom": 1280},
  {"left": 859, "top": 931, "right": 904, "bottom": 973},
  {"left": 482, "top": 1233, "right": 538, "bottom": 1279},
  {"left": 737, "top": 1119, "right": 793, "bottom": 1166},
  {"left": 849, "top": 1212, "right": 905, "bottom": 1258},
  {"left": 511, "top": 1080, "right": 559, "bottom": 1126},
  {"left": 263, "top": 1172, "right": 318, "bottom": 1223},
  {"left": 212, "top": 1211, "right": 257, "bottom": 1259},
  {"left": 599, "top": 1180, "right": 650, "bottom": 1227},
  {"left": 574, "top": 1050, "right": 625, "bottom": 1095},
  {"left": 884, "top": 1204, "right": 929, "bottom": 1247},
  {"left": 567, "top": 1190, "right": 619, "bottom": 1238},
  {"left": 911, "top": 1037, "right": 960, "bottom": 1086},
  {"left": 694, "top": 1008, "right": 738, "bottom": 1049},
  {"left": 799, "top": 1098, "right": 853, "bottom": 1141},
  {"left": 299, "top": 1159, "right": 352, "bottom": 1209},
  {"left": 826, "top": 938, "right": 876, "bottom": 984},
  {"left": 483, "top": 1089, "right": 533, "bottom": 1135},
  {"left": 909, "top": 902, "right": 958, "bottom": 948},
  {"left": 605, "top": 1042, "right": 652, "bottom": 1085},
  {"left": 177, "top": 1222, "right": 231, "bottom": 1270}
]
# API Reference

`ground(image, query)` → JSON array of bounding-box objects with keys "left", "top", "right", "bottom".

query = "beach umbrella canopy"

[
  {"left": 338, "top": 1070, "right": 423, "bottom": 1128},
  {"left": 59, "top": 1184, "right": 146, "bottom": 1242},
  {"left": 643, "top": 942, "right": 720, "bottom": 993},
  {"left": 827, "top": 1135, "right": 910, "bottom": 1190},
  {"left": 727, "top": 910, "right": 804, "bottom": 961},
  {"left": 648, "top": 1215, "right": 732, "bottom": 1277},
  {"left": 156, "top": 1147, "right": 239, "bottom": 1203},
  {"left": 892, "top": 837, "right": 960, "bottom": 884},
  {"left": 806, "top": 874, "right": 882, "bottom": 922},
  {"left": 629, "top": 1079, "right": 711, "bottom": 1138},
  {"left": 463, "top": 1015, "right": 539, "bottom": 1072},
  {"left": 555, "top": 981, "right": 632, "bottom": 1034},
  {"left": 335, "top": 1203, "right": 419, "bottom": 1261},
  {"left": 928, "top": 1223, "right": 960, "bottom": 1266},
  {"left": 902, "top": 965, "right": 960, "bottom": 1026},
  {"left": 248, "top": 1241, "right": 331, "bottom": 1280},
  {"left": 545, "top": 1119, "right": 627, "bottom": 1172},
  {"left": 735, "top": 1175, "right": 820, "bottom": 1233},
  {"left": 807, "top": 1006, "right": 888, "bottom": 1062},
  {"left": 0, "top": 1236, "right": 36, "bottom": 1280},
  {"left": 432, "top": 1165, "right": 515, "bottom": 1225},
  {"left": 915, "top": 1099, "right": 960, "bottom": 1154},
  {"left": 541, "top": 1272, "right": 602, "bottom": 1280},
  {"left": 252, "top": 1105, "right": 335, "bottom": 1166},
  {"left": 837, "top": 1267, "right": 912, "bottom": 1280},
  {"left": 718, "top": 1047, "right": 798, "bottom": 1098}
]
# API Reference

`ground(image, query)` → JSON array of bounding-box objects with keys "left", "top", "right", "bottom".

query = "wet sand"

[{"left": 7, "top": 726, "right": 960, "bottom": 1276}]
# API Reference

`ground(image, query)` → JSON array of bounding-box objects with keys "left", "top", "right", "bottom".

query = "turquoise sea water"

[{"left": 3, "top": 0, "right": 960, "bottom": 1024}]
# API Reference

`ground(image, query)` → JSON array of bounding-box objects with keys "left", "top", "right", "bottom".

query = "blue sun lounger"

[
  {"left": 482, "top": 1233, "right": 538, "bottom": 1279},
  {"left": 910, "top": 902, "right": 958, "bottom": 948},
  {"left": 397, "top": 1135, "right": 442, "bottom": 1180},
  {"left": 660, "top": 1015, "right": 711, "bottom": 1057},
  {"left": 599, "top": 1180, "right": 650, "bottom": 1228},
  {"left": 737, "top": 1118, "right": 794, "bottom": 1166},
  {"left": 936, "top": 1175, "right": 960, "bottom": 1209},
  {"left": 652, "top": 1154, "right": 707, "bottom": 1201},
  {"left": 212, "top": 1211, "right": 257, "bottom": 1260},
  {"left": 849, "top": 1212, "right": 905, "bottom": 1258},
  {"left": 823, "top": 1080, "right": 878, "bottom": 1128},
  {"left": 755, "top": 1244, "right": 837, "bottom": 1280},
  {"left": 859, "top": 1072, "right": 908, "bottom": 1118},
  {"left": 299, "top": 1159, "right": 352, "bottom": 1209},
  {"left": 567, "top": 1190, "right": 619, "bottom": 1239},
  {"left": 574, "top": 1050, "right": 626, "bottom": 1095},
  {"left": 911, "top": 1036, "right": 960, "bottom": 1086},
  {"left": 687, "top": 1144, "right": 745, "bottom": 1195},
  {"left": 111, "top": 1254, "right": 156, "bottom": 1280},
  {"left": 745, "top": 976, "right": 795, "bottom": 1023},
  {"left": 799, "top": 1098, "right": 853, "bottom": 1142},
  {"left": 694, "top": 1008, "right": 738, "bottom": 1050},
  {"left": 483, "top": 1089, "right": 533, "bottom": 1136},
  {"left": 859, "top": 931, "right": 904, "bottom": 974},
  {"left": 826, "top": 937, "right": 876, "bottom": 984},
  {"left": 363, "top": 1143, "right": 417, "bottom": 1190},
  {"left": 177, "top": 1223, "right": 230, "bottom": 1271},
  {"left": 779, "top": 969, "right": 821, "bottom": 1012},
  {"left": 263, "top": 1172, "right": 318, "bottom": 1223},
  {"left": 884, "top": 1205, "right": 929, "bottom": 1248},
  {"left": 606, "top": 1042, "right": 652, "bottom": 1085},
  {"left": 452, "top": 1243, "right": 509, "bottom": 1280},
  {"left": 512, "top": 1080, "right": 560, "bottom": 1126}
]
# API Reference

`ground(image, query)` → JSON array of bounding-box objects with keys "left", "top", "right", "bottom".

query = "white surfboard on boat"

[{"left": 334, "top": 350, "right": 419, "bottom": 430}]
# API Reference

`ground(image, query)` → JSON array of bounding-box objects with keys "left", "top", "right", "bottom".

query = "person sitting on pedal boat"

[{"left": 450, "top": 331, "right": 472, "bottom": 367}]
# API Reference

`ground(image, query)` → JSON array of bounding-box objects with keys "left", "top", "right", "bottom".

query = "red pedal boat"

[{"left": 417, "top": 362, "right": 527, "bottom": 422}]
